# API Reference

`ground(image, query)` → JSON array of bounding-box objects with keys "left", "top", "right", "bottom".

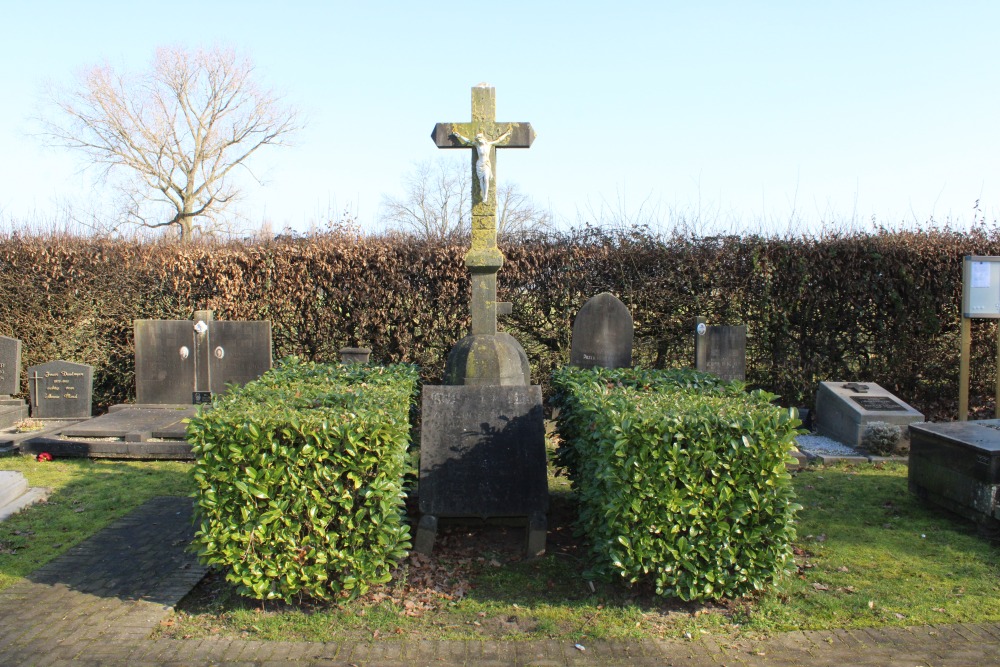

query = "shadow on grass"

[{"left": 0, "top": 458, "right": 196, "bottom": 605}]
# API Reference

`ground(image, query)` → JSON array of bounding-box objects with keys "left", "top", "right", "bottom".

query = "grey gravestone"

[
  {"left": 570, "top": 292, "right": 633, "bottom": 369},
  {"left": 0, "top": 337, "right": 21, "bottom": 396},
  {"left": 909, "top": 420, "right": 1000, "bottom": 533},
  {"left": 694, "top": 317, "right": 746, "bottom": 381},
  {"left": 417, "top": 385, "right": 548, "bottom": 556},
  {"left": 0, "top": 336, "right": 28, "bottom": 429},
  {"left": 815, "top": 381, "right": 924, "bottom": 449},
  {"left": 27, "top": 360, "right": 93, "bottom": 419},
  {"left": 134, "top": 310, "right": 272, "bottom": 404}
]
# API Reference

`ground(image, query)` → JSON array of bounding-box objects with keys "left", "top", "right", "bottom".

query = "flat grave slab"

[
  {"left": 19, "top": 405, "right": 197, "bottom": 460},
  {"left": 815, "top": 381, "right": 924, "bottom": 449},
  {"left": 909, "top": 420, "right": 1000, "bottom": 531}
]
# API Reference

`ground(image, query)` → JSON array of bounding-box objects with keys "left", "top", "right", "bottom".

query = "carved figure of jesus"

[{"left": 452, "top": 125, "right": 513, "bottom": 202}]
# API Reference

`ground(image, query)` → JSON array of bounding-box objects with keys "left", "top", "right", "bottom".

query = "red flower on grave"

[{"left": 36, "top": 452, "right": 53, "bottom": 462}]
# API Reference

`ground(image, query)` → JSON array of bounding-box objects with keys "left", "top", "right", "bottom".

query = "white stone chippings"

[{"left": 795, "top": 434, "right": 864, "bottom": 456}]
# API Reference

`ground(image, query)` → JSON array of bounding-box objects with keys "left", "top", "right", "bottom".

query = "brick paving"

[{"left": 2, "top": 497, "right": 1000, "bottom": 665}]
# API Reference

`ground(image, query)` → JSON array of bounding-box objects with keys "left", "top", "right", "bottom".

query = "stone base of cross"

[{"left": 432, "top": 84, "right": 535, "bottom": 386}]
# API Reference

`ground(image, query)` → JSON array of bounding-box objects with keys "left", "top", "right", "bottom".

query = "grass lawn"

[
  {"left": 1, "top": 453, "right": 997, "bottom": 642},
  {"left": 0, "top": 456, "right": 192, "bottom": 590},
  {"left": 161, "top": 461, "right": 1000, "bottom": 642}
]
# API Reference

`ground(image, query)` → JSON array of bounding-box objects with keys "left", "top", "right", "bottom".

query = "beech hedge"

[
  {"left": 551, "top": 366, "right": 802, "bottom": 600},
  {"left": 187, "top": 358, "right": 420, "bottom": 602},
  {"left": 3, "top": 226, "right": 1000, "bottom": 420}
]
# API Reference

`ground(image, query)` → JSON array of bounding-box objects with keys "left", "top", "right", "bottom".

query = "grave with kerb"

[{"left": 20, "top": 309, "right": 272, "bottom": 459}]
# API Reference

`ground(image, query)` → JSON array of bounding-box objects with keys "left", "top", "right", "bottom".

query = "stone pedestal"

[
  {"left": 416, "top": 385, "right": 548, "bottom": 557},
  {"left": 443, "top": 333, "right": 530, "bottom": 386},
  {"left": 0, "top": 399, "right": 28, "bottom": 430}
]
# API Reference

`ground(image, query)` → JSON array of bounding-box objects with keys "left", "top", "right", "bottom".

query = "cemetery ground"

[{"left": 2, "top": 453, "right": 999, "bottom": 648}]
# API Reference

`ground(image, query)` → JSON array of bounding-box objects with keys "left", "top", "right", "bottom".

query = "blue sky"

[{"left": 2, "top": 1, "right": 998, "bottom": 236}]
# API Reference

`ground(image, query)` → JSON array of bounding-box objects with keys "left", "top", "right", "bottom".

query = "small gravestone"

[
  {"left": 814, "top": 381, "right": 924, "bottom": 450},
  {"left": 693, "top": 317, "right": 746, "bottom": 381},
  {"left": 570, "top": 292, "right": 633, "bottom": 369},
  {"left": 27, "top": 360, "right": 93, "bottom": 419},
  {"left": 0, "top": 336, "right": 28, "bottom": 429},
  {"left": 134, "top": 309, "right": 272, "bottom": 404},
  {"left": 909, "top": 420, "right": 1000, "bottom": 533}
]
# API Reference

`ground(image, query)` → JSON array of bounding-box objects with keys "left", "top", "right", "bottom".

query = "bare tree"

[
  {"left": 380, "top": 158, "right": 551, "bottom": 242},
  {"left": 40, "top": 46, "right": 299, "bottom": 241}
]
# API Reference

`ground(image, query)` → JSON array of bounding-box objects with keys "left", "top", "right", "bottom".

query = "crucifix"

[{"left": 431, "top": 83, "right": 535, "bottom": 337}]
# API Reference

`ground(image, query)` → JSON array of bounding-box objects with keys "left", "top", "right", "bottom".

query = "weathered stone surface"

[
  {"left": 134, "top": 311, "right": 271, "bottom": 404},
  {"left": 434, "top": 86, "right": 535, "bottom": 385},
  {"left": 443, "top": 333, "right": 530, "bottom": 386},
  {"left": 694, "top": 318, "right": 746, "bottom": 381},
  {"left": 909, "top": 420, "right": 1000, "bottom": 530},
  {"left": 570, "top": 292, "right": 633, "bottom": 369},
  {"left": 0, "top": 336, "right": 21, "bottom": 396},
  {"left": 419, "top": 385, "right": 548, "bottom": 519},
  {"left": 27, "top": 360, "right": 93, "bottom": 419},
  {"left": 815, "top": 381, "right": 924, "bottom": 448}
]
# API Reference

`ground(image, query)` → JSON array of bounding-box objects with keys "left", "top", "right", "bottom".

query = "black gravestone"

[
  {"left": 27, "top": 360, "right": 93, "bottom": 419},
  {"left": 694, "top": 317, "right": 746, "bottom": 381},
  {"left": 0, "top": 336, "right": 28, "bottom": 429},
  {"left": 134, "top": 310, "right": 272, "bottom": 404},
  {"left": 570, "top": 292, "right": 633, "bottom": 369},
  {"left": 417, "top": 385, "right": 548, "bottom": 556},
  {"left": 909, "top": 420, "right": 1000, "bottom": 533},
  {"left": 0, "top": 336, "right": 21, "bottom": 396}
]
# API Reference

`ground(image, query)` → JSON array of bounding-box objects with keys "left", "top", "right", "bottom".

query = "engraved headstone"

[
  {"left": 417, "top": 385, "right": 548, "bottom": 555},
  {"left": 693, "top": 317, "right": 746, "bottom": 381},
  {"left": 570, "top": 292, "right": 634, "bottom": 369},
  {"left": 27, "top": 360, "right": 93, "bottom": 419},
  {"left": 0, "top": 336, "right": 28, "bottom": 429},
  {"left": 134, "top": 310, "right": 272, "bottom": 404},
  {"left": 909, "top": 420, "right": 1000, "bottom": 533},
  {"left": 815, "top": 381, "right": 924, "bottom": 450}
]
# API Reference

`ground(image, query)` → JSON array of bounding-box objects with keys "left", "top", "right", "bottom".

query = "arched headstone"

[{"left": 570, "top": 292, "right": 634, "bottom": 369}]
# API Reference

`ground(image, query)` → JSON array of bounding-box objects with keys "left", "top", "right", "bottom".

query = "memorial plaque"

[
  {"left": 694, "top": 318, "right": 746, "bottom": 381},
  {"left": 134, "top": 311, "right": 272, "bottom": 404},
  {"left": 570, "top": 292, "right": 633, "bottom": 369},
  {"left": 27, "top": 360, "right": 93, "bottom": 419},
  {"left": 419, "top": 385, "right": 548, "bottom": 518},
  {"left": 815, "top": 381, "right": 924, "bottom": 448},
  {"left": 851, "top": 396, "right": 907, "bottom": 412},
  {"left": 0, "top": 336, "right": 22, "bottom": 396}
]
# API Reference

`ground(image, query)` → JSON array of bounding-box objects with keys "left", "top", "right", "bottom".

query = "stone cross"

[{"left": 432, "top": 84, "right": 535, "bottom": 337}]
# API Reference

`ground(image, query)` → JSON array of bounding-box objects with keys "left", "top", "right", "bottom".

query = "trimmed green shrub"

[
  {"left": 862, "top": 421, "right": 902, "bottom": 455},
  {"left": 187, "top": 357, "right": 420, "bottom": 602},
  {"left": 551, "top": 366, "right": 802, "bottom": 601}
]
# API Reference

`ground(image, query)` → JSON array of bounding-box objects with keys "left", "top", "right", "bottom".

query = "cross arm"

[{"left": 431, "top": 122, "right": 536, "bottom": 148}]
